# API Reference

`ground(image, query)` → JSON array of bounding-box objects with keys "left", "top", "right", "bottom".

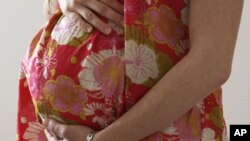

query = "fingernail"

[
  {"left": 87, "top": 26, "right": 92, "bottom": 32},
  {"left": 42, "top": 118, "right": 48, "bottom": 126},
  {"left": 105, "top": 27, "right": 112, "bottom": 34}
]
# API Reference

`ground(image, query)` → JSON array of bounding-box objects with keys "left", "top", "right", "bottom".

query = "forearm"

[
  {"left": 93, "top": 0, "right": 243, "bottom": 140},
  {"left": 94, "top": 51, "right": 229, "bottom": 141}
]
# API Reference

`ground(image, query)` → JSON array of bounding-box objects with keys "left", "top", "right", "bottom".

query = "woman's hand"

[
  {"left": 44, "top": 0, "right": 60, "bottom": 20},
  {"left": 43, "top": 118, "right": 94, "bottom": 141},
  {"left": 59, "top": 0, "right": 124, "bottom": 35},
  {"left": 44, "top": 0, "right": 124, "bottom": 34}
]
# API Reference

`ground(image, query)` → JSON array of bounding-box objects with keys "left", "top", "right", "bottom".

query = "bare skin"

[{"left": 43, "top": 0, "right": 244, "bottom": 141}]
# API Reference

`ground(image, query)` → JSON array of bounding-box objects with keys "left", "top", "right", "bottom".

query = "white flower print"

[
  {"left": 125, "top": 40, "right": 159, "bottom": 84},
  {"left": 27, "top": 73, "right": 43, "bottom": 100},
  {"left": 196, "top": 101, "right": 205, "bottom": 114},
  {"left": 162, "top": 124, "right": 179, "bottom": 135},
  {"left": 35, "top": 50, "right": 57, "bottom": 79},
  {"left": 21, "top": 117, "right": 27, "bottom": 124},
  {"left": 84, "top": 103, "right": 109, "bottom": 127},
  {"left": 51, "top": 16, "right": 85, "bottom": 45},
  {"left": 202, "top": 128, "right": 216, "bottom": 141},
  {"left": 177, "top": 39, "right": 190, "bottom": 49}
]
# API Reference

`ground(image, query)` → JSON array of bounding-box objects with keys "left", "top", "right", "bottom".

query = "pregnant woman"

[{"left": 17, "top": 0, "right": 243, "bottom": 141}]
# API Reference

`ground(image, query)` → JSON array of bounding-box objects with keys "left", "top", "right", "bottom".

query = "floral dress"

[{"left": 17, "top": 0, "right": 228, "bottom": 140}]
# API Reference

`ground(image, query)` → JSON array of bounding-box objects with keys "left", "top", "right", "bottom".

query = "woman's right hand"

[{"left": 46, "top": 0, "right": 124, "bottom": 35}]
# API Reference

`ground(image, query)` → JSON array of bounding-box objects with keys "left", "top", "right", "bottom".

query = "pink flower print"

[
  {"left": 45, "top": 76, "right": 88, "bottom": 115},
  {"left": 28, "top": 73, "right": 43, "bottom": 100},
  {"left": 125, "top": 0, "right": 148, "bottom": 24},
  {"left": 93, "top": 56, "right": 125, "bottom": 97},
  {"left": 78, "top": 49, "right": 125, "bottom": 97},
  {"left": 174, "top": 107, "right": 201, "bottom": 141},
  {"left": 35, "top": 49, "right": 57, "bottom": 79},
  {"left": 147, "top": 5, "right": 185, "bottom": 49}
]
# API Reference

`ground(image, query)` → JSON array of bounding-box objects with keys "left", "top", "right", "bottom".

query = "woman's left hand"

[{"left": 43, "top": 118, "right": 94, "bottom": 141}]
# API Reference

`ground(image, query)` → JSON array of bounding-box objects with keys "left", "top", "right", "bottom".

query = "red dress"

[{"left": 17, "top": 0, "right": 228, "bottom": 140}]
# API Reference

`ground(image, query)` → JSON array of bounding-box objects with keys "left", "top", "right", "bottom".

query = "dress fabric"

[{"left": 17, "top": 0, "right": 228, "bottom": 140}]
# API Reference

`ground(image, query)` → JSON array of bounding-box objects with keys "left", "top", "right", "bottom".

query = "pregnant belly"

[{"left": 27, "top": 11, "right": 125, "bottom": 130}]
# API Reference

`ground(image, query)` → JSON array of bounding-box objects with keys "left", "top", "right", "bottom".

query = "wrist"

[
  {"left": 92, "top": 131, "right": 103, "bottom": 141},
  {"left": 85, "top": 130, "right": 96, "bottom": 141}
]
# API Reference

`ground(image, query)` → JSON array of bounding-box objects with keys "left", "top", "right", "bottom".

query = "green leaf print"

[
  {"left": 142, "top": 52, "right": 173, "bottom": 87},
  {"left": 125, "top": 25, "right": 155, "bottom": 50},
  {"left": 67, "top": 33, "right": 91, "bottom": 47},
  {"left": 157, "top": 52, "right": 173, "bottom": 79},
  {"left": 79, "top": 112, "right": 86, "bottom": 120},
  {"left": 209, "top": 107, "right": 224, "bottom": 129},
  {"left": 36, "top": 100, "right": 80, "bottom": 124},
  {"left": 36, "top": 100, "right": 60, "bottom": 120}
]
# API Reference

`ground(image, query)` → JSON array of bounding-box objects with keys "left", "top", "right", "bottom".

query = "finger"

[
  {"left": 73, "top": 4, "right": 112, "bottom": 34},
  {"left": 57, "top": 0, "right": 93, "bottom": 32},
  {"left": 44, "top": 129, "right": 59, "bottom": 141},
  {"left": 65, "top": 11, "right": 93, "bottom": 33},
  {"left": 83, "top": 0, "right": 124, "bottom": 27},
  {"left": 43, "top": 118, "right": 68, "bottom": 139},
  {"left": 99, "top": 0, "right": 124, "bottom": 14}
]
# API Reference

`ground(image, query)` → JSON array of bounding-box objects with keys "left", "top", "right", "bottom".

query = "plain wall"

[
  {"left": 0, "top": 0, "right": 44, "bottom": 140},
  {"left": 0, "top": 1, "right": 249, "bottom": 140},
  {"left": 223, "top": 0, "right": 250, "bottom": 129}
]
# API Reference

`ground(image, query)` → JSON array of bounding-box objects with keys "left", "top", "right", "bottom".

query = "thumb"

[{"left": 43, "top": 118, "right": 68, "bottom": 139}]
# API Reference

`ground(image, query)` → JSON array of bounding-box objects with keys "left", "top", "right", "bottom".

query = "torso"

[{"left": 21, "top": 0, "right": 228, "bottom": 140}]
